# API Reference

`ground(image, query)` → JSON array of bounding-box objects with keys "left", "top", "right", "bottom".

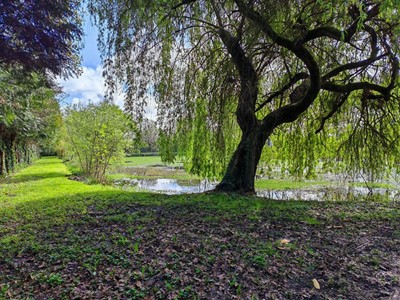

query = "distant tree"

[
  {"left": 0, "top": 69, "right": 62, "bottom": 175},
  {"left": 90, "top": 0, "right": 400, "bottom": 193},
  {"left": 64, "top": 102, "right": 133, "bottom": 182},
  {"left": 139, "top": 119, "right": 159, "bottom": 153},
  {"left": 0, "top": 1, "right": 83, "bottom": 175},
  {"left": 0, "top": 0, "right": 83, "bottom": 76}
]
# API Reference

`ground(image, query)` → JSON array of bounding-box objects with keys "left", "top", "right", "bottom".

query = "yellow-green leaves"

[{"left": 64, "top": 101, "right": 134, "bottom": 182}]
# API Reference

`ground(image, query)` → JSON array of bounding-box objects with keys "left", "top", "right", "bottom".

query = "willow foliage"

[{"left": 89, "top": 0, "right": 400, "bottom": 181}]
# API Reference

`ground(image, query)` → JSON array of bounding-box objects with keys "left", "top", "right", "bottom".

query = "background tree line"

[
  {"left": 0, "top": 0, "right": 82, "bottom": 176},
  {"left": 0, "top": 70, "right": 61, "bottom": 175}
]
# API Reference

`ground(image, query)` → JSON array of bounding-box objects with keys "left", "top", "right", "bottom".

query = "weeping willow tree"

[{"left": 89, "top": 0, "right": 400, "bottom": 193}]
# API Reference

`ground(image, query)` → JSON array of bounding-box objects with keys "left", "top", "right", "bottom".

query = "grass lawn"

[
  {"left": 122, "top": 156, "right": 164, "bottom": 167},
  {"left": 1, "top": 157, "right": 400, "bottom": 299}
]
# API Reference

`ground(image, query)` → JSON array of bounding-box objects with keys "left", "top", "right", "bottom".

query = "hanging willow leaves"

[{"left": 89, "top": 0, "right": 400, "bottom": 193}]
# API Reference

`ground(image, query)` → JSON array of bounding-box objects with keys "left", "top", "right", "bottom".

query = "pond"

[
  {"left": 114, "top": 178, "right": 400, "bottom": 201},
  {"left": 114, "top": 178, "right": 215, "bottom": 194},
  {"left": 257, "top": 186, "right": 399, "bottom": 201}
]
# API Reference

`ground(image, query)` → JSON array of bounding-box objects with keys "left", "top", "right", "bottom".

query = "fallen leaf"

[
  {"left": 312, "top": 278, "right": 321, "bottom": 289},
  {"left": 277, "top": 247, "right": 290, "bottom": 250},
  {"left": 280, "top": 239, "right": 291, "bottom": 245}
]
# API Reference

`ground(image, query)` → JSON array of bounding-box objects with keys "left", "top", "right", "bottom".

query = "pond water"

[
  {"left": 257, "top": 187, "right": 399, "bottom": 201},
  {"left": 114, "top": 178, "right": 216, "bottom": 194},
  {"left": 114, "top": 178, "right": 399, "bottom": 200}
]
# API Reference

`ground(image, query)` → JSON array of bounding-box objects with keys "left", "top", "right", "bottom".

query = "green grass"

[
  {"left": 0, "top": 157, "right": 117, "bottom": 225},
  {"left": 1, "top": 157, "right": 399, "bottom": 298},
  {"left": 0, "top": 158, "right": 306, "bottom": 252},
  {"left": 120, "top": 156, "right": 164, "bottom": 166}
]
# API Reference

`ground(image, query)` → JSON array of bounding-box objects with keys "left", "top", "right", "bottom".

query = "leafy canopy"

[
  {"left": 0, "top": 69, "right": 62, "bottom": 174},
  {"left": 63, "top": 102, "right": 133, "bottom": 182},
  {"left": 0, "top": 0, "right": 83, "bottom": 76},
  {"left": 89, "top": 0, "right": 400, "bottom": 180}
]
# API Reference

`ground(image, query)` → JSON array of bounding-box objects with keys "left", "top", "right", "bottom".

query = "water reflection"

[
  {"left": 257, "top": 187, "right": 399, "bottom": 201},
  {"left": 114, "top": 178, "right": 399, "bottom": 200},
  {"left": 115, "top": 178, "right": 215, "bottom": 194}
]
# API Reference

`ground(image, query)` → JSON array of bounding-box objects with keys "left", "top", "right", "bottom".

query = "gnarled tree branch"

[
  {"left": 315, "top": 92, "right": 350, "bottom": 134},
  {"left": 303, "top": 4, "right": 380, "bottom": 44},
  {"left": 255, "top": 72, "right": 308, "bottom": 112},
  {"left": 171, "top": 0, "right": 196, "bottom": 10}
]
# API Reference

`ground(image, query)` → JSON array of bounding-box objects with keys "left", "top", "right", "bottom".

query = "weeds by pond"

[{"left": 1, "top": 157, "right": 400, "bottom": 299}]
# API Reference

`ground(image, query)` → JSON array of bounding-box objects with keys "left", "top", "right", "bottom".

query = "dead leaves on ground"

[{"left": 1, "top": 203, "right": 399, "bottom": 299}]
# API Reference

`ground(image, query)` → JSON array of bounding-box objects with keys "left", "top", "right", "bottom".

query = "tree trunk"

[
  {"left": 4, "top": 134, "right": 16, "bottom": 174},
  {"left": 0, "top": 148, "right": 5, "bottom": 176},
  {"left": 216, "top": 124, "right": 269, "bottom": 194}
]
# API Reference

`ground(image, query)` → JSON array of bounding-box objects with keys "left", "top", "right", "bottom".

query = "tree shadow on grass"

[
  {"left": 1, "top": 190, "right": 400, "bottom": 299},
  {"left": 1, "top": 172, "right": 70, "bottom": 185}
]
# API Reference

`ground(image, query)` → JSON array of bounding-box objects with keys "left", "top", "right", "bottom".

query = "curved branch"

[
  {"left": 315, "top": 92, "right": 350, "bottom": 134},
  {"left": 322, "top": 54, "right": 386, "bottom": 80},
  {"left": 255, "top": 72, "right": 308, "bottom": 112},
  {"left": 322, "top": 23, "right": 381, "bottom": 80},
  {"left": 303, "top": 4, "right": 381, "bottom": 44},
  {"left": 234, "top": 0, "right": 321, "bottom": 130},
  {"left": 171, "top": 0, "right": 196, "bottom": 10},
  {"left": 217, "top": 27, "right": 258, "bottom": 130},
  {"left": 234, "top": 0, "right": 294, "bottom": 50},
  {"left": 322, "top": 81, "right": 388, "bottom": 95}
]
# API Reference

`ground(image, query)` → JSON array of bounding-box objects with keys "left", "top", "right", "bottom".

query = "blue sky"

[
  {"left": 57, "top": 16, "right": 156, "bottom": 119},
  {"left": 57, "top": 17, "right": 109, "bottom": 107},
  {"left": 81, "top": 18, "right": 101, "bottom": 69}
]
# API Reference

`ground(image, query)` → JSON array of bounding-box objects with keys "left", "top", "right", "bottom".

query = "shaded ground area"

[{"left": 1, "top": 158, "right": 400, "bottom": 299}]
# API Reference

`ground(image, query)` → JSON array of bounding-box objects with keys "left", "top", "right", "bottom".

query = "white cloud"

[
  {"left": 57, "top": 65, "right": 157, "bottom": 120},
  {"left": 144, "top": 96, "right": 157, "bottom": 120},
  {"left": 57, "top": 65, "right": 105, "bottom": 105}
]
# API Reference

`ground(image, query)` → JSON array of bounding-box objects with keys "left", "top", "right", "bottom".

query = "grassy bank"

[{"left": 1, "top": 157, "right": 399, "bottom": 299}]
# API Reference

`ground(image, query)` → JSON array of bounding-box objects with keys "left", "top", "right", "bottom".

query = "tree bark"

[
  {"left": 213, "top": 25, "right": 266, "bottom": 194},
  {"left": 0, "top": 148, "right": 4, "bottom": 176},
  {"left": 214, "top": 2, "right": 321, "bottom": 194},
  {"left": 216, "top": 124, "right": 270, "bottom": 194},
  {"left": 5, "top": 135, "right": 16, "bottom": 174}
]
